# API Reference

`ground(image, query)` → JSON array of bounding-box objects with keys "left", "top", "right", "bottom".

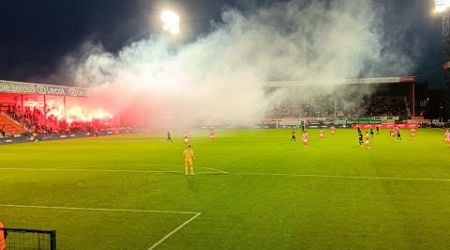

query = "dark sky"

[{"left": 0, "top": 0, "right": 444, "bottom": 88}]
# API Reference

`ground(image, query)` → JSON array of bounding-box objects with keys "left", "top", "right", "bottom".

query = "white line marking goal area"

[
  {"left": 1, "top": 167, "right": 450, "bottom": 182},
  {"left": 0, "top": 167, "right": 229, "bottom": 175},
  {"left": 0, "top": 204, "right": 201, "bottom": 249}
]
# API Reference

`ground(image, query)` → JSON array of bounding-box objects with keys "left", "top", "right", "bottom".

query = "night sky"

[{"left": 0, "top": 0, "right": 444, "bottom": 88}]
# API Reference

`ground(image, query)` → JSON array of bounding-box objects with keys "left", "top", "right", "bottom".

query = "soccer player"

[
  {"left": 183, "top": 131, "right": 190, "bottom": 144},
  {"left": 330, "top": 125, "right": 336, "bottom": 135},
  {"left": 397, "top": 129, "right": 402, "bottom": 140},
  {"left": 319, "top": 129, "right": 324, "bottom": 140},
  {"left": 370, "top": 127, "right": 374, "bottom": 139},
  {"left": 389, "top": 127, "right": 395, "bottom": 138},
  {"left": 291, "top": 129, "right": 296, "bottom": 142},
  {"left": 183, "top": 144, "right": 195, "bottom": 175},
  {"left": 445, "top": 129, "right": 450, "bottom": 145},
  {"left": 410, "top": 127, "right": 416, "bottom": 138},
  {"left": 167, "top": 131, "right": 173, "bottom": 142},
  {"left": 358, "top": 132, "right": 364, "bottom": 146},
  {"left": 376, "top": 125, "right": 380, "bottom": 135},
  {"left": 302, "top": 131, "right": 309, "bottom": 148},
  {"left": 365, "top": 131, "right": 371, "bottom": 149},
  {"left": 209, "top": 128, "right": 216, "bottom": 140}
]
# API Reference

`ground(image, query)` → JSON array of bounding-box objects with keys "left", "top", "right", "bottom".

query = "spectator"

[{"left": 0, "top": 220, "right": 7, "bottom": 250}]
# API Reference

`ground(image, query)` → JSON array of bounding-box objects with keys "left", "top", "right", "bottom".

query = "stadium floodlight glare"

[
  {"left": 161, "top": 10, "right": 180, "bottom": 35},
  {"left": 435, "top": 0, "right": 450, "bottom": 13}
]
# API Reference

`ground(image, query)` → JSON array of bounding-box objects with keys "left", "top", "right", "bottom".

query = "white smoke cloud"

[{"left": 57, "top": 0, "right": 417, "bottom": 128}]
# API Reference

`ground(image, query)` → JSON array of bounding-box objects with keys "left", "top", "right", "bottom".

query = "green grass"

[{"left": 0, "top": 128, "right": 449, "bottom": 249}]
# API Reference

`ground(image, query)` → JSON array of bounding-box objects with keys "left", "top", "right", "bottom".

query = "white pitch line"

[
  {"left": 0, "top": 204, "right": 198, "bottom": 215},
  {"left": 198, "top": 166, "right": 229, "bottom": 174},
  {"left": 2, "top": 167, "right": 446, "bottom": 182},
  {"left": 0, "top": 167, "right": 229, "bottom": 175},
  {"left": 0, "top": 167, "right": 179, "bottom": 174},
  {"left": 164, "top": 164, "right": 229, "bottom": 174},
  {"left": 148, "top": 212, "right": 201, "bottom": 250},
  {"left": 231, "top": 172, "right": 450, "bottom": 183},
  {"left": 0, "top": 204, "right": 201, "bottom": 249}
]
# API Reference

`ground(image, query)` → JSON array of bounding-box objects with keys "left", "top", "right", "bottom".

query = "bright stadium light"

[
  {"left": 435, "top": 0, "right": 450, "bottom": 13},
  {"left": 161, "top": 10, "right": 180, "bottom": 35}
]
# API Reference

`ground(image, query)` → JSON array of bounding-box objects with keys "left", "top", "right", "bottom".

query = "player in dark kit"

[
  {"left": 397, "top": 129, "right": 402, "bottom": 140},
  {"left": 291, "top": 129, "right": 296, "bottom": 142},
  {"left": 167, "top": 131, "right": 173, "bottom": 142},
  {"left": 358, "top": 132, "right": 363, "bottom": 145},
  {"left": 370, "top": 128, "right": 374, "bottom": 138}
]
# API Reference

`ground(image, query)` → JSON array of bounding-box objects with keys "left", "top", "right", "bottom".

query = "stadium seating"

[
  {"left": 0, "top": 113, "right": 26, "bottom": 136},
  {"left": 264, "top": 93, "right": 409, "bottom": 120}
]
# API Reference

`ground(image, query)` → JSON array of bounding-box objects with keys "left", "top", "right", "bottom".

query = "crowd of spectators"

[
  {"left": 1, "top": 104, "right": 111, "bottom": 136},
  {"left": 265, "top": 94, "right": 409, "bottom": 119}
]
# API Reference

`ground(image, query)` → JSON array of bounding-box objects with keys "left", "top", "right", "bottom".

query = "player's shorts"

[
  {"left": 184, "top": 138, "right": 189, "bottom": 143},
  {"left": 365, "top": 140, "right": 370, "bottom": 144},
  {"left": 303, "top": 139, "right": 308, "bottom": 143},
  {"left": 185, "top": 160, "right": 193, "bottom": 167}
]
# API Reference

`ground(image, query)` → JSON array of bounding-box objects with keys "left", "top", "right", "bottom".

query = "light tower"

[{"left": 435, "top": 0, "right": 450, "bottom": 121}]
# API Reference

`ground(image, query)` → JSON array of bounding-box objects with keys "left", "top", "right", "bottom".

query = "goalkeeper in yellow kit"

[{"left": 183, "top": 144, "right": 195, "bottom": 175}]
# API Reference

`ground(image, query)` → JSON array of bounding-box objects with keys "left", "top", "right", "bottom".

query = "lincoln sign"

[{"left": 0, "top": 80, "right": 88, "bottom": 97}]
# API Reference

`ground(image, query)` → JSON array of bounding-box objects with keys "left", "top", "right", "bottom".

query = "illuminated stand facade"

[{"left": 0, "top": 80, "right": 88, "bottom": 130}]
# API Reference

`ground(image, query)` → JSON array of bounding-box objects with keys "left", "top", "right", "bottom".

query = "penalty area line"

[
  {"left": 0, "top": 204, "right": 198, "bottom": 215},
  {"left": 198, "top": 166, "right": 229, "bottom": 174},
  {"left": 0, "top": 167, "right": 228, "bottom": 175},
  {"left": 148, "top": 212, "right": 201, "bottom": 250},
  {"left": 0, "top": 167, "right": 179, "bottom": 174},
  {"left": 0, "top": 204, "right": 202, "bottom": 250}
]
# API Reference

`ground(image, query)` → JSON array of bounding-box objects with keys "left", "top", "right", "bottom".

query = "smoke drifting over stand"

[{"left": 58, "top": 0, "right": 417, "bottom": 128}]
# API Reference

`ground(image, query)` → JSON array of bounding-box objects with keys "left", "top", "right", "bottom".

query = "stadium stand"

[
  {"left": 0, "top": 112, "right": 25, "bottom": 136},
  {"left": 264, "top": 77, "right": 415, "bottom": 121}
]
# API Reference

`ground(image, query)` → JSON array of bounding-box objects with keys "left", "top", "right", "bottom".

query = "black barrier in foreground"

[{"left": 1, "top": 228, "right": 56, "bottom": 250}]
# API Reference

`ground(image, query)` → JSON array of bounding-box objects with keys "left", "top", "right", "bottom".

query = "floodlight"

[
  {"left": 161, "top": 10, "right": 180, "bottom": 35},
  {"left": 435, "top": 0, "right": 450, "bottom": 13}
]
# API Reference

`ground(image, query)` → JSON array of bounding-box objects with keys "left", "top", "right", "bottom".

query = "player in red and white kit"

[
  {"left": 183, "top": 131, "right": 190, "bottom": 144},
  {"left": 445, "top": 129, "right": 450, "bottom": 145},
  {"left": 410, "top": 127, "right": 416, "bottom": 138},
  {"left": 209, "top": 128, "right": 216, "bottom": 140},
  {"left": 389, "top": 127, "right": 395, "bottom": 138},
  {"left": 302, "top": 131, "right": 309, "bottom": 148},
  {"left": 330, "top": 126, "right": 336, "bottom": 135},
  {"left": 365, "top": 131, "right": 371, "bottom": 149}
]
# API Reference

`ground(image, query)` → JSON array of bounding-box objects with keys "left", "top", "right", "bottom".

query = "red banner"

[{"left": 351, "top": 123, "right": 420, "bottom": 129}]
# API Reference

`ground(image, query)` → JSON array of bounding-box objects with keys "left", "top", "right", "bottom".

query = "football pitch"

[{"left": 0, "top": 128, "right": 449, "bottom": 249}]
